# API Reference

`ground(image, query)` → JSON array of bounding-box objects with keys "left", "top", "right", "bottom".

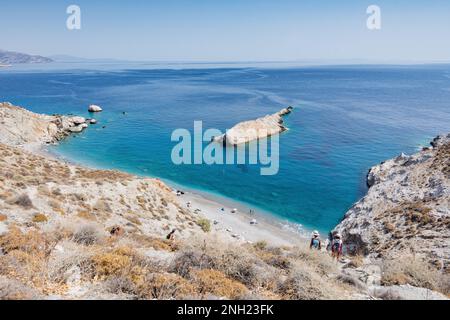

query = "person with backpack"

[
  {"left": 309, "top": 230, "right": 322, "bottom": 250},
  {"left": 331, "top": 233, "right": 343, "bottom": 260}
]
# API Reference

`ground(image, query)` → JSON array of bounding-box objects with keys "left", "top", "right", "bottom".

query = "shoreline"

[{"left": 40, "top": 142, "right": 309, "bottom": 247}]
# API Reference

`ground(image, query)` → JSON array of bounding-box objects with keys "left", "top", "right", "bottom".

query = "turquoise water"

[{"left": 1, "top": 64, "right": 450, "bottom": 233}]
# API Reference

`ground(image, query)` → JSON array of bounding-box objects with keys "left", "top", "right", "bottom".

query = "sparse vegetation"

[
  {"left": 196, "top": 218, "right": 211, "bottom": 232},
  {"left": 32, "top": 213, "right": 48, "bottom": 223},
  {"left": 6, "top": 193, "right": 33, "bottom": 209},
  {"left": 381, "top": 255, "right": 450, "bottom": 295}
]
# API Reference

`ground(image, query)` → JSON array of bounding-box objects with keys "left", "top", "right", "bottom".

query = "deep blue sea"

[{"left": 1, "top": 63, "right": 450, "bottom": 233}]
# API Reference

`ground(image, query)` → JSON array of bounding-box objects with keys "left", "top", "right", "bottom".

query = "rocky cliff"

[
  {"left": 335, "top": 134, "right": 450, "bottom": 270},
  {"left": 0, "top": 102, "right": 93, "bottom": 147}
]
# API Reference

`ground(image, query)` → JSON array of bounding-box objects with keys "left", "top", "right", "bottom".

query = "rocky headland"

[
  {"left": 0, "top": 50, "right": 53, "bottom": 64},
  {"left": 335, "top": 134, "right": 449, "bottom": 270}
]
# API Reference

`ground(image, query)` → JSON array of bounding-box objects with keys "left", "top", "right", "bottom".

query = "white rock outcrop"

[
  {"left": 212, "top": 106, "right": 293, "bottom": 145},
  {"left": 88, "top": 104, "right": 103, "bottom": 112},
  {"left": 334, "top": 134, "right": 450, "bottom": 269},
  {"left": 0, "top": 102, "right": 90, "bottom": 145}
]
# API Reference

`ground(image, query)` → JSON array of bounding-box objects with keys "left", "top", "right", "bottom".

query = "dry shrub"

[
  {"left": 32, "top": 213, "right": 48, "bottom": 223},
  {"left": 254, "top": 241, "right": 268, "bottom": 250},
  {"left": 103, "top": 276, "right": 136, "bottom": 295},
  {"left": 93, "top": 199, "right": 112, "bottom": 213},
  {"left": 46, "top": 240, "right": 94, "bottom": 285},
  {"left": 90, "top": 246, "right": 148, "bottom": 284},
  {"left": 77, "top": 210, "right": 96, "bottom": 221},
  {"left": 173, "top": 239, "right": 266, "bottom": 288},
  {"left": 196, "top": 218, "right": 211, "bottom": 232},
  {"left": 0, "top": 227, "right": 56, "bottom": 288},
  {"left": 71, "top": 223, "right": 104, "bottom": 246},
  {"left": 136, "top": 273, "right": 196, "bottom": 299},
  {"left": 0, "top": 214, "right": 7, "bottom": 222},
  {"left": 381, "top": 255, "right": 448, "bottom": 294},
  {"left": 132, "top": 234, "right": 179, "bottom": 252},
  {"left": 171, "top": 250, "right": 215, "bottom": 278},
  {"left": 290, "top": 245, "right": 337, "bottom": 276},
  {"left": 253, "top": 246, "right": 291, "bottom": 270},
  {"left": 277, "top": 264, "right": 337, "bottom": 300},
  {"left": 191, "top": 269, "right": 248, "bottom": 299},
  {"left": 0, "top": 276, "right": 41, "bottom": 300},
  {"left": 0, "top": 226, "right": 51, "bottom": 255},
  {"left": 6, "top": 193, "right": 34, "bottom": 209}
]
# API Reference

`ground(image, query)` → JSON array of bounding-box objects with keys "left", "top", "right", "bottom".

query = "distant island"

[{"left": 0, "top": 49, "right": 53, "bottom": 65}]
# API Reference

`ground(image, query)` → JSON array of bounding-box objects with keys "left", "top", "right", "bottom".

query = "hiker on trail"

[
  {"left": 331, "top": 233, "right": 343, "bottom": 260},
  {"left": 309, "top": 230, "right": 322, "bottom": 250}
]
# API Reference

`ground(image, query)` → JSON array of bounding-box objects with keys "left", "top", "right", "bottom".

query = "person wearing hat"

[
  {"left": 309, "top": 230, "right": 322, "bottom": 250},
  {"left": 331, "top": 233, "right": 343, "bottom": 260}
]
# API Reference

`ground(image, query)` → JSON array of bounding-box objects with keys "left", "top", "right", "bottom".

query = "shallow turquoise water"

[{"left": 1, "top": 64, "right": 449, "bottom": 233}]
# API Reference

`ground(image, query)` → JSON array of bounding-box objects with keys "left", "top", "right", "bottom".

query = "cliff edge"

[{"left": 335, "top": 134, "right": 450, "bottom": 271}]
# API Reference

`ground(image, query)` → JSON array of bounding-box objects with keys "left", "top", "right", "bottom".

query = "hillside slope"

[
  {"left": 0, "top": 102, "right": 361, "bottom": 300},
  {"left": 0, "top": 50, "right": 53, "bottom": 64},
  {"left": 335, "top": 134, "right": 450, "bottom": 271}
]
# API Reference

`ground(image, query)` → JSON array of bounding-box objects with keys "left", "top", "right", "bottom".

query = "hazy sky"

[{"left": 1, "top": 0, "right": 449, "bottom": 62}]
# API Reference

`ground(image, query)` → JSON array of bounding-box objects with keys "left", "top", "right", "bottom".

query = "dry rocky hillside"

[
  {"left": 0, "top": 102, "right": 448, "bottom": 300},
  {"left": 335, "top": 134, "right": 450, "bottom": 270}
]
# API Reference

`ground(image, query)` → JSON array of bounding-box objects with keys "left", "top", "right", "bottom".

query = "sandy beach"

[
  {"left": 176, "top": 189, "right": 308, "bottom": 247},
  {"left": 38, "top": 143, "right": 309, "bottom": 247}
]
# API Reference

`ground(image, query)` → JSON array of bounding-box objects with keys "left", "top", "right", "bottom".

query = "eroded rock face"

[
  {"left": 335, "top": 134, "right": 450, "bottom": 270},
  {"left": 212, "top": 107, "right": 293, "bottom": 145},
  {"left": 0, "top": 102, "right": 90, "bottom": 145}
]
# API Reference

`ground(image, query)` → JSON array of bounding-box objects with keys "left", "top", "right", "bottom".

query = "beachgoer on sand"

[
  {"left": 331, "top": 233, "right": 343, "bottom": 260},
  {"left": 309, "top": 230, "right": 321, "bottom": 250}
]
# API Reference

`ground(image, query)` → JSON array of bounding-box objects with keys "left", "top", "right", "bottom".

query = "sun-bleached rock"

[
  {"left": 335, "top": 134, "right": 450, "bottom": 269},
  {"left": 212, "top": 106, "right": 293, "bottom": 145},
  {"left": 69, "top": 116, "right": 86, "bottom": 125},
  {"left": 68, "top": 125, "right": 84, "bottom": 133},
  {"left": 0, "top": 102, "right": 90, "bottom": 145},
  {"left": 88, "top": 104, "right": 103, "bottom": 112}
]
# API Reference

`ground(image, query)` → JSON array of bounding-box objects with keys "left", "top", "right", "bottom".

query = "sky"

[{"left": 1, "top": 0, "right": 449, "bottom": 62}]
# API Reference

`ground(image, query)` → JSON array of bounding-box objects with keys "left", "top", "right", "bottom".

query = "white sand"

[
  {"left": 35, "top": 141, "right": 310, "bottom": 247},
  {"left": 175, "top": 188, "right": 309, "bottom": 247}
]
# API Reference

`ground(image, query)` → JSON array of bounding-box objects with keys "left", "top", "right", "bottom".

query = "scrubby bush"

[
  {"left": 0, "top": 276, "right": 41, "bottom": 300},
  {"left": 72, "top": 224, "right": 103, "bottom": 246},
  {"left": 6, "top": 194, "right": 33, "bottom": 209},
  {"left": 196, "top": 218, "right": 211, "bottom": 232},
  {"left": 381, "top": 255, "right": 448, "bottom": 294},
  {"left": 277, "top": 266, "right": 327, "bottom": 300},
  {"left": 171, "top": 250, "right": 215, "bottom": 278},
  {"left": 136, "top": 273, "right": 196, "bottom": 299},
  {"left": 32, "top": 213, "right": 48, "bottom": 223},
  {"left": 191, "top": 269, "right": 248, "bottom": 299}
]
